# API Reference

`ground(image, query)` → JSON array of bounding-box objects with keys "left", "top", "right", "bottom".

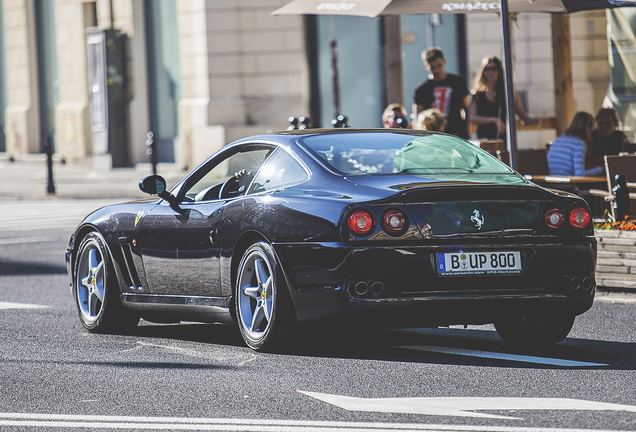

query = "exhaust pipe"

[
  {"left": 581, "top": 277, "right": 593, "bottom": 291},
  {"left": 371, "top": 281, "right": 384, "bottom": 296},
  {"left": 570, "top": 277, "right": 581, "bottom": 290},
  {"left": 354, "top": 281, "right": 369, "bottom": 296}
]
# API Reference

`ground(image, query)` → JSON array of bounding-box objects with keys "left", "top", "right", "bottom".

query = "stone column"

[
  {"left": 4, "top": 0, "right": 40, "bottom": 159},
  {"left": 54, "top": 0, "right": 92, "bottom": 163}
]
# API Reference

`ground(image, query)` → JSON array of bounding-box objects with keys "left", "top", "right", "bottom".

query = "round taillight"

[
  {"left": 347, "top": 210, "right": 375, "bottom": 236},
  {"left": 544, "top": 207, "right": 565, "bottom": 229},
  {"left": 382, "top": 209, "right": 407, "bottom": 235},
  {"left": 569, "top": 206, "right": 591, "bottom": 229}
]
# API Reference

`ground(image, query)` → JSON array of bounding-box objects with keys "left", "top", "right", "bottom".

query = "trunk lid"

[
  {"left": 401, "top": 185, "right": 547, "bottom": 237},
  {"left": 347, "top": 173, "right": 548, "bottom": 237}
]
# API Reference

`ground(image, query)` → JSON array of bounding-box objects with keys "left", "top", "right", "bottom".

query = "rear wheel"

[
  {"left": 73, "top": 232, "right": 139, "bottom": 333},
  {"left": 235, "top": 242, "right": 295, "bottom": 351},
  {"left": 495, "top": 314, "right": 575, "bottom": 346}
]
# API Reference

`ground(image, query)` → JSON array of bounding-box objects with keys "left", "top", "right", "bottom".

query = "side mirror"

[
  {"left": 139, "top": 175, "right": 183, "bottom": 213},
  {"left": 139, "top": 175, "right": 167, "bottom": 195},
  {"left": 139, "top": 175, "right": 166, "bottom": 195}
]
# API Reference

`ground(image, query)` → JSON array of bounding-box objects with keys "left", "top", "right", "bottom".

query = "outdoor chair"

[
  {"left": 515, "top": 148, "right": 549, "bottom": 175},
  {"left": 588, "top": 153, "right": 636, "bottom": 219}
]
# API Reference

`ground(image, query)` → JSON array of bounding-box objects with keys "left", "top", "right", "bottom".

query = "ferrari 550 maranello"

[{"left": 66, "top": 129, "right": 597, "bottom": 350}]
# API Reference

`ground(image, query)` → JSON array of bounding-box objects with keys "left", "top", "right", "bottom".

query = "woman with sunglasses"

[{"left": 469, "top": 55, "right": 539, "bottom": 140}]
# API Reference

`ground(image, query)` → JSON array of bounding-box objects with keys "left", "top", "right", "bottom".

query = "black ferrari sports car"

[{"left": 66, "top": 129, "right": 597, "bottom": 350}]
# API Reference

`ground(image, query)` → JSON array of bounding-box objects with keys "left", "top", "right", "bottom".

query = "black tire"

[
  {"left": 235, "top": 242, "right": 295, "bottom": 351},
  {"left": 73, "top": 232, "right": 139, "bottom": 333},
  {"left": 494, "top": 314, "right": 575, "bottom": 346}
]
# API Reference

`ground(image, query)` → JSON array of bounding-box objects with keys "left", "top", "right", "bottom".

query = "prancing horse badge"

[{"left": 471, "top": 209, "right": 485, "bottom": 230}]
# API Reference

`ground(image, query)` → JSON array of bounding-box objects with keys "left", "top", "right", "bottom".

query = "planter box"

[{"left": 595, "top": 230, "right": 636, "bottom": 290}]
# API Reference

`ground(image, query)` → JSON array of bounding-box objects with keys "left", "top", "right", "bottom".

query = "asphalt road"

[{"left": 1, "top": 199, "right": 636, "bottom": 432}]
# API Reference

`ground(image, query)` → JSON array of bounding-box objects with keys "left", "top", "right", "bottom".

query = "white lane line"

[
  {"left": 0, "top": 301, "right": 48, "bottom": 310},
  {"left": 299, "top": 392, "right": 636, "bottom": 420},
  {"left": 398, "top": 346, "right": 608, "bottom": 367},
  {"left": 0, "top": 414, "right": 627, "bottom": 432},
  {"left": 0, "top": 222, "right": 81, "bottom": 232},
  {"left": 0, "top": 237, "right": 60, "bottom": 245}
]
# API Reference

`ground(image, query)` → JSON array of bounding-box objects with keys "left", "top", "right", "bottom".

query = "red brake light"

[
  {"left": 382, "top": 209, "right": 407, "bottom": 235},
  {"left": 544, "top": 207, "right": 565, "bottom": 229},
  {"left": 569, "top": 207, "right": 591, "bottom": 229},
  {"left": 347, "top": 210, "right": 375, "bottom": 236}
]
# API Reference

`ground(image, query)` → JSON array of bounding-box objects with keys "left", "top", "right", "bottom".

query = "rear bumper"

[
  {"left": 273, "top": 239, "right": 597, "bottom": 326},
  {"left": 291, "top": 291, "right": 595, "bottom": 327}
]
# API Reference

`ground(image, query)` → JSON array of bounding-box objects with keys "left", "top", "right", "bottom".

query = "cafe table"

[{"left": 522, "top": 175, "right": 607, "bottom": 186}]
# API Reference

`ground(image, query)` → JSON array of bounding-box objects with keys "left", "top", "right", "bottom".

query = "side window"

[
  {"left": 248, "top": 149, "right": 309, "bottom": 194},
  {"left": 184, "top": 146, "right": 273, "bottom": 201}
]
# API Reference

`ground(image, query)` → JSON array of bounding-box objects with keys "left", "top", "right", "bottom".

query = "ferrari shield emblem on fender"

[
  {"left": 135, "top": 211, "right": 145, "bottom": 226},
  {"left": 471, "top": 209, "right": 485, "bottom": 230}
]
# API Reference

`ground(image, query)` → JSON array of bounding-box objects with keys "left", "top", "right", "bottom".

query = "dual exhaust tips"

[
  {"left": 570, "top": 276, "right": 593, "bottom": 291},
  {"left": 350, "top": 281, "right": 385, "bottom": 298},
  {"left": 350, "top": 276, "right": 592, "bottom": 298}
]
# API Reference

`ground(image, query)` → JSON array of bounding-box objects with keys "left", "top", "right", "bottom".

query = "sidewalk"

[{"left": 0, "top": 153, "right": 186, "bottom": 200}]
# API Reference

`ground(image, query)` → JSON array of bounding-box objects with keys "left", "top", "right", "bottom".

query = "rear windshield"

[{"left": 299, "top": 132, "right": 514, "bottom": 176}]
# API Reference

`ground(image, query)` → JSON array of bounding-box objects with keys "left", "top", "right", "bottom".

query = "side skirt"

[{"left": 121, "top": 293, "right": 234, "bottom": 324}]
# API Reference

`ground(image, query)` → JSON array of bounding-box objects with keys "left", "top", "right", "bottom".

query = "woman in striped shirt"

[{"left": 547, "top": 112, "right": 604, "bottom": 177}]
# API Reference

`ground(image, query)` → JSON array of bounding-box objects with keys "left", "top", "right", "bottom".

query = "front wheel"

[
  {"left": 73, "top": 232, "right": 139, "bottom": 333},
  {"left": 494, "top": 314, "right": 575, "bottom": 346},
  {"left": 235, "top": 242, "right": 295, "bottom": 351}
]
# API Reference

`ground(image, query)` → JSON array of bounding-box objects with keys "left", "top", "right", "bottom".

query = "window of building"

[{"left": 145, "top": 0, "right": 181, "bottom": 163}]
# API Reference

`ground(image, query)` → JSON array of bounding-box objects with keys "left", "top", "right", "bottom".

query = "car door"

[
  {"left": 138, "top": 143, "right": 275, "bottom": 296},
  {"left": 137, "top": 201, "right": 224, "bottom": 296}
]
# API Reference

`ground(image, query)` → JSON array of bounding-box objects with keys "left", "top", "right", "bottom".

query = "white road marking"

[
  {"left": 238, "top": 354, "right": 259, "bottom": 366},
  {"left": 398, "top": 345, "right": 608, "bottom": 367},
  {"left": 595, "top": 294, "right": 636, "bottom": 304},
  {"left": 0, "top": 199, "right": 120, "bottom": 233},
  {"left": 0, "top": 237, "right": 60, "bottom": 245},
  {"left": 111, "top": 341, "right": 256, "bottom": 366},
  {"left": 299, "top": 391, "right": 636, "bottom": 420},
  {"left": 136, "top": 341, "right": 208, "bottom": 358},
  {"left": 0, "top": 301, "right": 48, "bottom": 310},
  {"left": 0, "top": 413, "right": 628, "bottom": 432}
]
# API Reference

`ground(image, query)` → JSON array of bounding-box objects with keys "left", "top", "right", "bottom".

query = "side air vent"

[{"left": 119, "top": 244, "right": 142, "bottom": 290}]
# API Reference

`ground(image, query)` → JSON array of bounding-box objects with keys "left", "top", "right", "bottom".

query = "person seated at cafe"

[
  {"left": 415, "top": 108, "right": 446, "bottom": 132},
  {"left": 382, "top": 103, "right": 410, "bottom": 129},
  {"left": 586, "top": 107, "right": 629, "bottom": 168},
  {"left": 469, "top": 55, "right": 539, "bottom": 139},
  {"left": 548, "top": 111, "right": 604, "bottom": 177}
]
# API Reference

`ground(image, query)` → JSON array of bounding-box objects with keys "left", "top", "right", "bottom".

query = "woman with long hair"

[
  {"left": 470, "top": 55, "right": 538, "bottom": 139},
  {"left": 547, "top": 111, "right": 604, "bottom": 176}
]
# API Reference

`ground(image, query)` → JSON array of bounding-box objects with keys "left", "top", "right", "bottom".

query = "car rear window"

[{"left": 299, "top": 132, "right": 514, "bottom": 176}]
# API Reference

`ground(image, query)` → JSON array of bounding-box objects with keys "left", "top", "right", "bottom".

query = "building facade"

[{"left": 0, "top": 0, "right": 614, "bottom": 169}]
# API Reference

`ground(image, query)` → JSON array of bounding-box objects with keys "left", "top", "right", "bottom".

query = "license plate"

[{"left": 436, "top": 251, "right": 522, "bottom": 275}]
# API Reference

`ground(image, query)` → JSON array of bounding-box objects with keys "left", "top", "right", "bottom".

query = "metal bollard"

[
  {"left": 146, "top": 131, "right": 157, "bottom": 175},
  {"left": 612, "top": 173, "right": 630, "bottom": 221},
  {"left": 287, "top": 116, "right": 298, "bottom": 130},
  {"left": 331, "top": 115, "right": 347, "bottom": 128},
  {"left": 298, "top": 116, "right": 311, "bottom": 130},
  {"left": 43, "top": 134, "right": 55, "bottom": 195}
]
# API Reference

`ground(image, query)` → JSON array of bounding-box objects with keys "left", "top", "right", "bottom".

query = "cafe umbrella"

[{"left": 272, "top": 0, "right": 636, "bottom": 169}]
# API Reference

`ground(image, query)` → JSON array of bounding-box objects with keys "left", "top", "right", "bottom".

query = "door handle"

[{"left": 209, "top": 229, "right": 217, "bottom": 244}]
